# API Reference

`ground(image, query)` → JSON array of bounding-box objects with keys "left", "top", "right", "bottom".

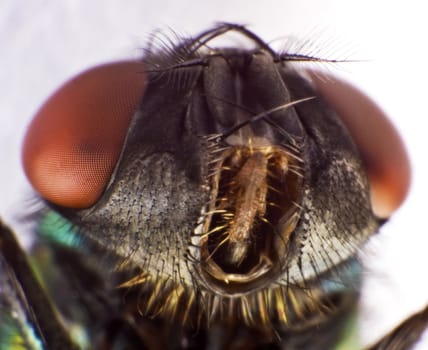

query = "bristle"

[
  {"left": 274, "top": 288, "right": 288, "bottom": 323},
  {"left": 117, "top": 272, "right": 151, "bottom": 289}
]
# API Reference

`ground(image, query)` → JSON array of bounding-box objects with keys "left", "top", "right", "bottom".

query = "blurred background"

[{"left": 1, "top": 0, "right": 427, "bottom": 348}]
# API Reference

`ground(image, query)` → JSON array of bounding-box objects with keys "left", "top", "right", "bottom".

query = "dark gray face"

[{"left": 23, "top": 24, "right": 381, "bottom": 341}]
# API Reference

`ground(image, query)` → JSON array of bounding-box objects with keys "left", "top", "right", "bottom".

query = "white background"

[{"left": 1, "top": 1, "right": 427, "bottom": 348}]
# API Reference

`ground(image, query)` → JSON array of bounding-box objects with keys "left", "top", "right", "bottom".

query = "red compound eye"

[
  {"left": 22, "top": 61, "right": 147, "bottom": 209},
  {"left": 309, "top": 71, "right": 411, "bottom": 218}
]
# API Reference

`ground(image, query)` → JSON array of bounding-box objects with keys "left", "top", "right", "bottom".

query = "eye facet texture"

[{"left": 22, "top": 62, "right": 147, "bottom": 208}]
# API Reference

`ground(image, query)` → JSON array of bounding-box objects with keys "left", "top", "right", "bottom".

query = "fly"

[{"left": 0, "top": 23, "right": 424, "bottom": 349}]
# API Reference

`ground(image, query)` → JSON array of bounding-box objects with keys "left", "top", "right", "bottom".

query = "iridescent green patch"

[
  {"left": 38, "top": 211, "right": 82, "bottom": 249},
  {"left": 335, "top": 313, "right": 361, "bottom": 350},
  {"left": 0, "top": 313, "right": 43, "bottom": 350}
]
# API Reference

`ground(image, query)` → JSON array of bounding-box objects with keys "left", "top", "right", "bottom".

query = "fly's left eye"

[
  {"left": 309, "top": 72, "right": 411, "bottom": 218},
  {"left": 22, "top": 62, "right": 147, "bottom": 209}
]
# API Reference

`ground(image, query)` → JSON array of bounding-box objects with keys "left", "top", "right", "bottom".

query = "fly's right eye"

[{"left": 22, "top": 62, "right": 147, "bottom": 209}]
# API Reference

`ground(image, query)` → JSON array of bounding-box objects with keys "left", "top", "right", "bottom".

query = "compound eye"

[
  {"left": 309, "top": 71, "right": 411, "bottom": 218},
  {"left": 22, "top": 61, "right": 147, "bottom": 209}
]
